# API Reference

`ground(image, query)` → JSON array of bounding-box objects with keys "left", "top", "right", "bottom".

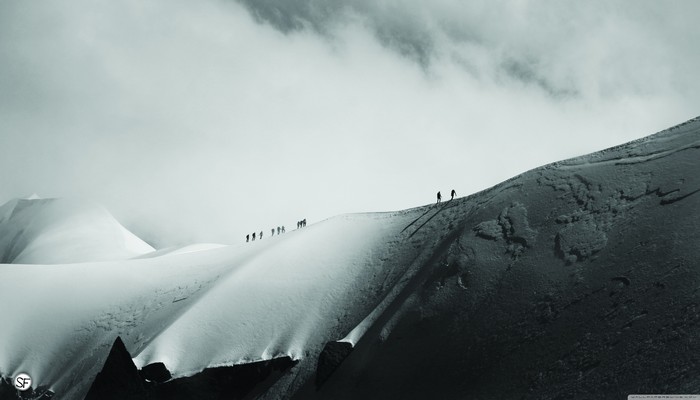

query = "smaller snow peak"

[
  {"left": 24, "top": 193, "right": 41, "bottom": 200},
  {"left": 0, "top": 197, "right": 154, "bottom": 264}
]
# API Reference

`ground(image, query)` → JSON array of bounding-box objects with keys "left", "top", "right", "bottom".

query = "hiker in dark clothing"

[
  {"left": 297, "top": 221, "right": 300, "bottom": 229},
  {"left": 271, "top": 228, "right": 275, "bottom": 236},
  {"left": 252, "top": 232, "right": 256, "bottom": 241},
  {"left": 451, "top": 189, "right": 456, "bottom": 200},
  {"left": 302, "top": 219, "right": 306, "bottom": 227},
  {"left": 437, "top": 191, "right": 442, "bottom": 204},
  {"left": 277, "top": 226, "right": 281, "bottom": 235},
  {"left": 246, "top": 234, "right": 250, "bottom": 242},
  {"left": 282, "top": 226, "right": 285, "bottom": 233},
  {"left": 260, "top": 231, "right": 263, "bottom": 239}
]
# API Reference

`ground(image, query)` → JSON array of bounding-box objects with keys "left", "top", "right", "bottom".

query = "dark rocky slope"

[
  {"left": 83, "top": 337, "right": 296, "bottom": 400},
  {"left": 302, "top": 117, "right": 700, "bottom": 399},
  {"left": 5, "top": 118, "right": 697, "bottom": 400}
]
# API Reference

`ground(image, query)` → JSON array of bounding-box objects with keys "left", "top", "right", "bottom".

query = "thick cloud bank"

[{"left": 0, "top": 0, "right": 698, "bottom": 246}]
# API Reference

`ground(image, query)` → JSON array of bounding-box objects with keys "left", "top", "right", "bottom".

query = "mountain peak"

[{"left": 0, "top": 197, "right": 153, "bottom": 264}]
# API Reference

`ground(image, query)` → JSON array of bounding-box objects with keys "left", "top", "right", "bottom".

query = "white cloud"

[{"left": 0, "top": 0, "right": 698, "bottom": 246}]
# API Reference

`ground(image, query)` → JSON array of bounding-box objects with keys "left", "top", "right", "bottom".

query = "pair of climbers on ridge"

[{"left": 437, "top": 189, "right": 457, "bottom": 204}]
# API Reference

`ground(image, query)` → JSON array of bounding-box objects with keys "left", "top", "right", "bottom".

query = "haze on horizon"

[{"left": 1, "top": 0, "right": 699, "bottom": 247}]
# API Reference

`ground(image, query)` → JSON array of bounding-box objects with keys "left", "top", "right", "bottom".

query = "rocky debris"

[
  {"left": 316, "top": 341, "right": 354, "bottom": 388},
  {"left": 84, "top": 335, "right": 296, "bottom": 400},
  {"left": 139, "top": 362, "right": 171, "bottom": 384}
]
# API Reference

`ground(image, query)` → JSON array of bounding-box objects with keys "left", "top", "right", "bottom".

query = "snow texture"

[
  {"left": 1, "top": 116, "right": 699, "bottom": 399},
  {"left": 0, "top": 198, "right": 153, "bottom": 264}
]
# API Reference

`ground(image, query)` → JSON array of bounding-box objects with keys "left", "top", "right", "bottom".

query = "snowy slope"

[
  {"left": 302, "top": 117, "right": 700, "bottom": 399},
  {"left": 0, "top": 117, "right": 699, "bottom": 399},
  {"left": 0, "top": 207, "right": 425, "bottom": 399},
  {"left": 0, "top": 197, "right": 153, "bottom": 264}
]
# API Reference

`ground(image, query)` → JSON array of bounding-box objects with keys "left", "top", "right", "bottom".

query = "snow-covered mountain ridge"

[
  {"left": 0, "top": 197, "right": 153, "bottom": 264},
  {"left": 0, "top": 116, "right": 699, "bottom": 399}
]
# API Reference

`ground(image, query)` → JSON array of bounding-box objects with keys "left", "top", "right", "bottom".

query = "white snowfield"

[
  {"left": 0, "top": 199, "right": 421, "bottom": 400},
  {"left": 0, "top": 197, "right": 153, "bottom": 264},
  {"left": 2, "top": 117, "right": 698, "bottom": 399}
]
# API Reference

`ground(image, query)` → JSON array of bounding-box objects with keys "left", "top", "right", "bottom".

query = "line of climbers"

[
  {"left": 245, "top": 218, "right": 307, "bottom": 242},
  {"left": 246, "top": 188, "right": 458, "bottom": 243},
  {"left": 246, "top": 188, "right": 457, "bottom": 242},
  {"left": 246, "top": 225, "right": 285, "bottom": 242}
]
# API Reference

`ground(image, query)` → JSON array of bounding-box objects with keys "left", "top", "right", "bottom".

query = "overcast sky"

[{"left": 1, "top": 0, "right": 699, "bottom": 247}]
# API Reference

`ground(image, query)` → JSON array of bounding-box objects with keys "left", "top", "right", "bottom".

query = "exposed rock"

[
  {"left": 0, "top": 377, "right": 54, "bottom": 400},
  {"left": 84, "top": 337, "right": 147, "bottom": 400},
  {"left": 139, "top": 362, "right": 171, "bottom": 383},
  {"left": 0, "top": 378, "right": 13, "bottom": 400},
  {"left": 316, "top": 341, "right": 354, "bottom": 388},
  {"left": 84, "top": 336, "right": 296, "bottom": 400},
  {"left": 152, "top": 357, "right": 296, "bottom": 400}
]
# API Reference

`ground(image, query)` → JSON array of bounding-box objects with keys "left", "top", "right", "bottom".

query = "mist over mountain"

[{"left": 2, "top": 0, "right": 699, "bottom": 248}]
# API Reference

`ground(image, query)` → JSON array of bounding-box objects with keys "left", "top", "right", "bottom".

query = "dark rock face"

[
  {"left": 316, "top": 341, "right": 353, "bottom": 388},
  {"left": 139, "top": 362, "right": 171, "bottom": 383},
  {"left": 84, "top": 336, "right": 147, "bottom": 400},
  {"left": 0, "top": 377, "right": 54, "bottom": 400},
  {"left": 85, "top": 335, "right": 296, "bottom": 400},
  {"left": 306, "top": 119, "right": 700, "bottom": 399},
  {"left": 0, "top": 378, "right": 14, "bottom": 400},
  {"left": 151, "top": 357, "right": 296, "bottom": 400}
]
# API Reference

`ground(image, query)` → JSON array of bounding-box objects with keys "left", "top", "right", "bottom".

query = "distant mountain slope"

[
  {"left": 305, "top": 117, "right": 700, "bottom": 399},
  {"left": 0, "top": 197, "right": 153, "bottom": 264},
  {"left": 0, "top": 204, "right": 421, "bottom": 400}
]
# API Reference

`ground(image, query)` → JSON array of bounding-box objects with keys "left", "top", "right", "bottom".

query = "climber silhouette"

[
  {"left": 437, "top": 191, "right": 442, "bottom": 204},
  {"left": 271, "top": 228, "right": 275, "bottom": 236},
  {"left": 252, "top": 232, "right": 256, "bottom": 241},
  {"left": 451, "top": 189, "right": 456, "bottom": 200},
  {"left": 260, "top": 231, "right": 263, "bottom": 240},
  {"left": 246, "top": 234, "right": 249, "bottom": 242}
]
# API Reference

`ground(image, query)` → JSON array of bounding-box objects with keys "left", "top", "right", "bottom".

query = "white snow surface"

[
  {"left": 1, "top": 118, "right": 699, "bottom": 399},
  {"left": 0, "top": 198, "right": 154, "bottom": 264},
  {"left": 0, "top": 200, "right": 418, "bottom": 399}
]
